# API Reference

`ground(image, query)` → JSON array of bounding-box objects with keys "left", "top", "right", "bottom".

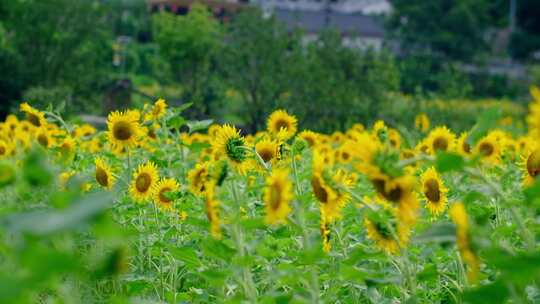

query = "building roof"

[{"left": 273, "top": 8, "right": 385, "bottom": 37}]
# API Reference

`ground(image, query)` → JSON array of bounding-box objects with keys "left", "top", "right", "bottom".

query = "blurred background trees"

[{"left": 1, "top": 0, "right": 540, "bottom": 132}]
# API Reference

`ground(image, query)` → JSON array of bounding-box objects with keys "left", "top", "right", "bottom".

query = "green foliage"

[
  {"left": 152, "top": 5, "right": 221, "bottom": 117},
  {"left": 387, "top": 0, "right": 493, "bottom": 61}
]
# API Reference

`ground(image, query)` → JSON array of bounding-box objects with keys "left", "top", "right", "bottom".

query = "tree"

[
  {"left": 0, "top": 0, "right": 114, "bottom": 114},
  {"left": 387, "top": 0, "right": 493, "bottom": 61},
  {"left": 152, "top": 4, "right": 221, "bottom": 117},
  {"left": 285, "top": 31, "right": 400, "bottom": 131},
  {"left": 219, "top": 9, "right": 298, "bottom": 132}
]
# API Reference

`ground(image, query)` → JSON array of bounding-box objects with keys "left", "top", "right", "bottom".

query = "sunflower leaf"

[
  {"left": 187, "top": 119, "right": 213, "bottom": 133},
  {"left": 435, "top": 152, "right": 465, "bottom": 173}
]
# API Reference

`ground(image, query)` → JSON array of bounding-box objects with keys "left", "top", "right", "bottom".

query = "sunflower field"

[{"left": 2, "top": 88, "right": 540, "bottom": 304}]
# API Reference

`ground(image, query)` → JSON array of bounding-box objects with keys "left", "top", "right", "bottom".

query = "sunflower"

[
  {"left": 130, "top": 162, "right": 159, "bottom": 202},
  {"left": 58, "top": 136, "right": 76, "bottom": 161},
  {"left": 95, "top": 157, "right": 116, "bottom": 190},
  {"left": 449, "top": 202, "right": 479, "bottom": 283},
  {"left": 72, "top": 124, "right": 96, "bottom": 138},
  {"left": 255, "top": 138, "right": 279, "bottom": 165},
  {"left": 368, "top": 170, "right": 419, "bottom": 225},
  {"left": 474, "top": 133, "right": 500, "bottom": 165},
  {"left": 153, "top": 178, "right": 179, "bottom": 210},
  {"left": 35, "top": 128, "right": 53, "bottom": 148},
  {"left": 20, "top": 103, "right": 47, "bottom": 128},
  {"left": 388, "top": 128, "right": 402, "bottom": 149},
  {"left": 521, "top": 146, "right": 540, "bottom": 187},
  {"left": 107, "top": 110, "right": 142, "bottom": 149},
  {"left": 150, "top": 98, "right": 167, "bottom": 120},
  {"left": 187, "top": 162, "right": 209, "bottom": 196},
  {"left": 0, "top": 139, "right": 13, "bottom": 158},
  {"left": 425, "top": 126, "right": 456, "bottom": 154},
  {"left": 204, "top": 181, "right": 221, "bottom": 239},
  {"left": 420, "top": 167, "right": 448, "bottom": 216},
  {"left": 264, "top": 168, "right": 293, "bottom": 225},
  {"left": 414, "top": 113, "right": 430, "bottom": 132},
  {"left": 297, "top": 130, "right": 319, "bottom": 147},
  {"left": 267, "top": 109, "right": 298, "bottom": 140},
  {"left": 213, "top": 124, "right": 247, "bottom": 164},
  {"left": 336, "top": 141, "right": 355, "bottom": 163},
  {"left": 311, "top": 152, "right": 352, "bottom": 222},
  {"left": 364, "top": 202, "right": 410, "bottom": 254},
  {"left": 456, "top": 132, "right": 472, "bottom": 156}
]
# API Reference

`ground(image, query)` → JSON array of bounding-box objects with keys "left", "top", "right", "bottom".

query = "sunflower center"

[
  {"left": 148, "top": 129, "right": 157, "bottom": 139},
  {"left": 27, "top": 113, "right": 41, "bottom": 127},
  {"left": 136, "top": 173, "right": 152, "bottom": 192},
  {"left": 96, "top": 167, "right": 109, "bottom": 187},
  {"left": 311, "top": 175, "right": 329, "bottom": 203},
  {"left": 341, "top": 151, "right": 351, "bottom": 161},
  {"left": 0, "top": 146, "right": 5, "bottom": 155},
  {"left": 462, "top": 141, "right": 471, "bottom": 153},
  {"left": 274, "top": 119, "right": 290, "bottom": 131},
  {"left": 386, "top": 185, "right": 403, "bottom": 203},
  {"left": 159, "top": 187, "right": 173, "bottom": 204},
  {"left": 61, "top": 142, "right": 72, "bottom": 153},
  {"left": 258, "top": 147, "right": 275, "bottom": 163},
  {"left": 374, "top": 221, "right": 393, "bottom": 240},
  {"left": 269, "top": 182, "right": 283, "bottom": 210},
  {"left": 424, "top": 178, "right": 440, "bottom": 202},
  {"left": 527, "top": 149, "right": 540, "bottom": 177},
  {"left": 433, "top": 137, "right": 448, "bottom": 151},
  {"left": 303, "top": 136, "right": 315, "bottom": 146},
  {"left": 479, "top": 142, "right": 494, "bottom": 157},
  {"left": 113, "top": 121, "right": 133, "bottom": 141},
  {"left": 37, "top": 134, "right": 49, "bottom": 147}
]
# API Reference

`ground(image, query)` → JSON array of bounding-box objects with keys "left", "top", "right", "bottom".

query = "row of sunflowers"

[{"left": 1, "top": 89, "right": 540, "bottom": 302}]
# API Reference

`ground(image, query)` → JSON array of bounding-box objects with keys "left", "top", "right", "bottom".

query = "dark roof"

[{"left": 273, "top": 9, "right": 385, "bottom": 37}]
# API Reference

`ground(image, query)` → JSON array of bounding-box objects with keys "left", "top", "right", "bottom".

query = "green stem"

[{"left": 229, "top": 180, "right": 258, "bottom": 302}]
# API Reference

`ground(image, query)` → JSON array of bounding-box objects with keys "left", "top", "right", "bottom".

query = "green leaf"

[
  {"left": 435, "top": 152, "right": 465, "bottom": 173},
  {"left": 414, "top": 222, "right": 456, "bottom": 244},
  {"left": 199, "top": 269, "right": 228, "bottom": 286},
  {"left": 201, "top": 239, "right": 236, "bottom": 262},
  {"left": 187, "top": 119, "right": 213, "bottom": 133},
  {"left": 1, "top": 192, "right": 113, "bottom": 236},
  {"left": 463, "top": 279, "right": 508, "bottom": 304},
  {"left": 167, "top": 116, "right": 186, "bottom": 129},
  {"left": 169, "top": 246, "right": 201, "bottom": 269}
]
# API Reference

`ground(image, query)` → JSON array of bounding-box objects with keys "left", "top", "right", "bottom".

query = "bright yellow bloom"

[
  {"left": 107, "top": 110, "right": 142, "bottom": 149},
  {"left": 130, "top": 162, "right": 160, "bottom": 202},
  {"left": 420, "top": 167, "right": 448, "bottom": 216},
  {"left": 425, "top": 126, "right": 456, "bottom": 154},
  {"left": 297, "top": 130, "right": 319, "bottom": 147},
  {"left": 153, "top": 178, "right": 179, "bottom": 210},
  {"left": 187, "top": 162, "right": 209, "bottom": 196},
  {"left": 20, "top": 102, "right": 47, "bottom": 128},
  {"left": 213, "top": 124, "right": 247, "bottom": 164},
  {"left": 95, "top": 157, "right": 116, "bottom": 190},
  {"left": 414, "top": 113, "right": 430, "bottom": 132},
  {"left": 264, "top": 168, "right": 293, "bottom": 225},
  {"left": 267, "top": 109, "right": 298, "bottom": 140},
  {"left": 255, "top": 138, "right": 279, "bottom": 165}
]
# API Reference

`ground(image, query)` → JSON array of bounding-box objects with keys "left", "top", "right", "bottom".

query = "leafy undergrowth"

[{"left": 2, "top": 93, "right": 540, "bottom": 303}]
